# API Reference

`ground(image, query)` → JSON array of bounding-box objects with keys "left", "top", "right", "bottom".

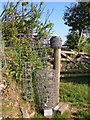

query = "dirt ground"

[{"left": 2, "top": 80, "right": 35, "bottom": 118}]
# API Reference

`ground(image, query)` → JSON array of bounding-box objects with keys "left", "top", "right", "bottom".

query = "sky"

[
  {"left": 43, "top": 2, "right": 72, "bottom": 44},
  {"left": 0, "top": 1, "right": 76, "bottom": 44}
]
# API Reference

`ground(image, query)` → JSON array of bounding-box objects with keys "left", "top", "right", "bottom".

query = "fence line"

[{"left": 60, "top": 50, "right": 90, "bottom": 77}]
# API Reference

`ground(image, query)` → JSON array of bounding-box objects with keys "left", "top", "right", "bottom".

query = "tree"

[
  {"left": 65, "top": 31, "right": 89, "bottom": 52},
  {"left": 63, "top": 2, "right": 90, "bottom": 36},
  {"left": 1, "top": 2, "right": 54, "bottom": 84},
  {"left": 63, "top": 2, "right": 90, "bottom": 52},
  {"left": 65, "top": 31, "right": 80, "bottom": 50},
  {"left": 1, "top": 2, "right": 54, "bottom": 45}
]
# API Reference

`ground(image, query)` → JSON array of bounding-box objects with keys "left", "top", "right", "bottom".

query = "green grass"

[
  {"left": 76, "top": 109, "right": 90, "bottom": 119},
  {"left": 53, "top": 109, "right": 71, "bottom": 119},
  {"left": 60, "top": 76, "right": 89, "bottom": 104},
  {"left": 60, "top": 82, "right": 88, "bottom": 108},
  {"left": 61, "top": 76, "right": 89, "bottom": 85},
  {"left": 59, "top": 76, "right": 89, "bottom": 118},
  {"left": 33, "top": 110, "right": 71, "bottom": 119},
  {"left": 33, "top": 113, "right": 46, "bottom": 118}
]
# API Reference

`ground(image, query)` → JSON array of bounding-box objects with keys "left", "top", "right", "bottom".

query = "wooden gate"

[{"left": 61, "top": 50, "right": 90, "bottom": 77}]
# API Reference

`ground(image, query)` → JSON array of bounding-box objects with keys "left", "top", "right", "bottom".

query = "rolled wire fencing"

[{"left": 23, "top": 40, "right": 58, "bottom": 111}]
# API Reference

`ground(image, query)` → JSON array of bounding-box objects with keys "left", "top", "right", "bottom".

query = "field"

[
  {"left": 59, "top": 76, "right": 89, "bottom": 119},
  {"left": 2, "top": 74, "right": 89, "bottom": 119}
]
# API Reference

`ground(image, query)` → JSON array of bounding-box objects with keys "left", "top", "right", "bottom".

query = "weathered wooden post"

[{"left": 50, "top": 36, "right": 62, "bottom": 103}]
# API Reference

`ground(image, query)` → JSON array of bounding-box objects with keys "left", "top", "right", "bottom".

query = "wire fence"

[{"left": 22, "top": 40, "right": 58, "bottom": 111}]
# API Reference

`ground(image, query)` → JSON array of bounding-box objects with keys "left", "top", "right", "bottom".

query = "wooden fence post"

[
  {"left": 50, "top": 36, "right": 62, "bottom": 103},
  {"left": 54, "top": 48, "right": 61, "bottom": 102}
]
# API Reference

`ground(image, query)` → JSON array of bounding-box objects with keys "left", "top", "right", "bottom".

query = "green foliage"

[
  {"left": 2, "top": 2, "right": 54, "bottom": 41},
  {"left": 1, "top": 1, "right": 54, "bottom": 85},
  {"left": 1, "top": 2, "right": 54, "bottom": 102},
  {"left": 63, "top": 2, "right": 90, "bottom": 35},
  {"left": 65, "top": 31, "right": 80, "bottom": 50},
  {"left": 63, "top": 2, "right": 90, "bottom": 52},
  {"left": 65, "top": 31, "right": 89, "bottom": 52},
  {"left": 22, "top": 2, "right": 29, "bottom": 6}
]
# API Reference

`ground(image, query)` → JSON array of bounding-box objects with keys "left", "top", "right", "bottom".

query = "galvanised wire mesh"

[
  {"left": 33, "top": 69, "right": 58, "bottom": 110},
  {"left": 23, "top": 62, "right": 34, "bottom": 102},
  {"left": 22, "top": 40, "right": 50, "bottom": 101},
  {"left": 22, "top": 40, "right": 58, "bottom": 110},
  {"left": 2, "top": 36, "right": 58, "bottom": 111}
]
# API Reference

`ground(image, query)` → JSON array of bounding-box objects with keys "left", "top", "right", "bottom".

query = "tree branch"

[{"left": 43, "top": 8, "right": 54, "bottom": 26}]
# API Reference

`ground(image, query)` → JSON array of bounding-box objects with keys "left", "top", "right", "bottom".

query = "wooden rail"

[
  {"left": 61, "top": 73, "right": 90, "bottom": 77},
  {"left": 61, "top": 69, "right": 83, "bottom": 72},
  {"left": 61, "top": 51, "right": 90, "bottom": 56},
  {"left": 60, "top": 50, "right": 90, "bottom": 77},
  {"left": 61, "top": 64, "right": 89, "bottom": 67}
]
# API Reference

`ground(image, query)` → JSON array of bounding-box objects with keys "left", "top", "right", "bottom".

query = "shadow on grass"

[{"left": 61, "top": 76, "right": 90, "bottom": 85}]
